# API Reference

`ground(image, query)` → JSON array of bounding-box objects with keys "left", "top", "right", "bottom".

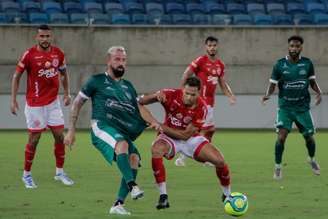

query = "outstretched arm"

[
  {"left": 218, "top": 77, "right": 236, "bottom": 105},
  {"left": 180, "top": 67, "right": 194, "bottom": 87},
  {"left": 310, "top": 79, "right": 322, "bottom": 105},
  {"left": 261, "top": 82, "right": 276, "bottom": 105},
  {"left": 10, "top": 72, "right": 23, "bottom": 115},
  {"left": 138, "top": 103, "right": 161, "bottom": 131}
]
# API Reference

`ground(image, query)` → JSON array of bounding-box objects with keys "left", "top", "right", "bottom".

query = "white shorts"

[
  {"left": 24, "top": 98, "right": 64, "bottom": 132},
  {"left": 203, "top": 105, "right": 215, "bottom": 129},
  {"left": 153, "top": 133, "right": 209, "bottom": 160}
]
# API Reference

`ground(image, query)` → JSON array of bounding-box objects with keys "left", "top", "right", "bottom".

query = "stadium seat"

[
  {"left": 6, "top": 12, "right": 28, "bottom": 23},
  {"left": 22, "top": 2, "right": 41, "bottom": 13},
  {"left": 293, "top": 14, "right": 314, "bottom": 25},
  {"left": 29, "top": 12, "right": 49, "bottom": 24},
  {"left": 165, "top": 3, "right": 185, "bottom": 14},
  {"left": 226, "top": 3, "right": 246, "bottom": 15},
  {"left": 247, "top": 3, "right": 266, "bottom": 15},
  {"left": 42, "top": 2, "right": 63, "bottom": 14},
  {"left": 105, "top": 3, "right": 124, "bottom": 14},
  {"left": 49, "top": 13, "right": 69, "bottom": 24},
  {"left": 63, "top": 2, "right": 83, "bottom": 14},
  {"left": 89, "top": 13, "right": 110, "bottom": 24},
  {"left": 145, "top": 3, "right": 164, "bottom": 16},
  {"left": 172, "top": 14, "right": 192, "bottom": 25},
  {"left": 1, "top": 1, "right": 20, "bottom": 14},
  {"left": 192, "top": 14, "right": 211, "bottom": 25},
  {"left": 203, "top": 3, "right": 226, "bottom": 14},
  {"left": 70, "top": 13, "right": 89, "bottom": 24},
  {"left": 0, "top": 13, "right": 9, "bottom": 23},
  {"left": 233, "top": 14, "right": 253, "bottom": 25},
  {"left": 111, "top": 14, "right": 131, "bottom": 24},
  {"left": 148, "top": 14, "right": 171, "bottom": 25},
  {"left": 212, "top": 14, "right": 232, "bottom": 25},
  {"left": 306, "top": 3, "right": 326, "bottom": 14},
  {"left": 273, "top": 14, "right": 293, "bottom": 25},
  {"left": 123, "top": 2, "right": 144, "bottom": 14},
  {"left": 253, "top": 14, "right": 273, "bottom": 25},
  {"left": 131, "top": 13, "right": 148, "bottom": 24},
  {"left": 313, "top": 13, "right": 328, "bottom": 25},
  {"left": 286, "top": 3, "right": 306, "bottom": 15},
  {"left": 266, "top": 3, "right": 285, "bottom": 15},
  {"left": 186, "top": 3, "right": 205, "bottom": 15},
  {"left": 83, "top": 2, "right": 104, "bottom": 14}
]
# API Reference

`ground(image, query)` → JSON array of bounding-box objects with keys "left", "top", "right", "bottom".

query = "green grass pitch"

[{"left": 1, "top": 130, "right": 327, "bottom": 219}]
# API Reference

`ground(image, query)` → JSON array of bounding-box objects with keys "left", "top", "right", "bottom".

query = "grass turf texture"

[{"left": 1, "top": 130, "right": 327, "bottom": 219}]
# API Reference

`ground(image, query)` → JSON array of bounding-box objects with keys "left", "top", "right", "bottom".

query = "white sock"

[
  {"left": 275, "top": 163, "right": 282, "bottom": 169},
  {"left": 23, "top": 171, "right": 31, "bottom": 177},
  {"left": 56, "top": 168, "right": 64, "bottom": 175},
  {"left": 178, "top": 153, "right": 186, "bottom": 160},
  {"left": 158, "top": 182, "right": 167, "bottom": 195},
  {"left": 222, "top": 185, "right": 231, "bottom": 197},
  {"left": 309, "top": 157, "right": 315, "bottom": 162}
]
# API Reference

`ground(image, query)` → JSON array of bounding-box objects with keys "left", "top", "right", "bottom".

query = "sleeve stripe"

[
  {"left": 18, "top": 62, "right": 25, "bottom": 68},
  {"left": 309, "top": 75, "right": 316, "bottom": 80},
  {"left": 79, "top": 91, "right": 90, "bottom": 99},
  {"left": 269, "top": 79, "right": 278, "bottom": 84},
  {"left": 191, "top": 62, "right": 197, "bottom": 68}
]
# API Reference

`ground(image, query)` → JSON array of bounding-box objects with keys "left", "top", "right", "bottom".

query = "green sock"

[
  {"left": 275, "top": 141, "right": 284, "bottom": 164},
  {"left": 117, "top": 169, "right": 138, "bottom": 201},
  {"left": 116, "top": 154, "right": 134, "bottom": 184},
  {"left": 305, "top": 139, "right": 316, "bottom": 158}
]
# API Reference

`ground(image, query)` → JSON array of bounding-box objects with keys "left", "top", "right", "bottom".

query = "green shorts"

[
  {"left": 90, "top": 120, "right": 140, "bottom": 164},
  {"left": 275, "top": 108, "right": 315, "bottom": 136}
]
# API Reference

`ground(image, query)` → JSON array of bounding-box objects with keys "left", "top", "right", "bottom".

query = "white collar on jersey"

[{"left": 285, "top": 55, "right": 302, "bottom": 60}]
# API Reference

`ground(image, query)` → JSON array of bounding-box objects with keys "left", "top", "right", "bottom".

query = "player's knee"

[
  {"left": 115, "top": 141, "right": 129, "bottom": 154},
  {"left": 151, "top": 143, "right": 166, "bottom": 157},
  {"left": 304, "top": 135, "right": 315, "bottom": 144}
]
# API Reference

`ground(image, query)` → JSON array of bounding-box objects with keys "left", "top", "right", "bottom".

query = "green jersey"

[
  {"left": 270, "top": 56, "right": 315, "bottom": 111},
  {"left": 80, "top": 72, "right": 147, "bottom": 141}
]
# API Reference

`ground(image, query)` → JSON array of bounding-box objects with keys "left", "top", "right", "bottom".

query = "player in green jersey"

[
  {"left": 262, "top": 35, "right": 322, "bottom": 180},
  {"left": 64, "top": 46, "right": 161, "bottom": 215}
]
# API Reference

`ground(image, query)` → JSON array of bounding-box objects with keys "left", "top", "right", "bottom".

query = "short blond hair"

[{"left": 107, "top": 46, "right": 126, "bottom": 56}]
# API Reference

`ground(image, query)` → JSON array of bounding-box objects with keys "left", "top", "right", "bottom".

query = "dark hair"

[
  {"left": 184, "top": 76, "right": 201, "bottom": 90},
  {"left": 288, "top": 35, "right": 303, "bottom": 44},
  {"left": 38, "top": 24, "right": 51, "bottom": 31},
  {"left": 205, "top": 36, "right": 218, "bottom": 44}
]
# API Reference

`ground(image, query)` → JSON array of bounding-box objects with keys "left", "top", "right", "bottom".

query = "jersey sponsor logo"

[
  {"left": 297, "top": 63, "right": 305, "bottom": 67},
  {"left": 207, "top": 75, "right": 219, "bottom": 85},
  {"left": 299, "top": 69, "right": 307, "bottom": 75},
  {"left": 105, "top": 99, "right": 135, "bottom": 113},
  {"left": 168, "top": 114, "right": 182, "bottom": 127},
  {"left": 52, "top": 58, "right": 59, "bottom": 67},
  {"left": 283, "top": 80, "right": 307, "bottom": 89},
  {"left": 38, "top": 68, "right": 58, "bottom": 78},
  {"left": 282, "top": 71, "right": 290, "bottom": 74}
]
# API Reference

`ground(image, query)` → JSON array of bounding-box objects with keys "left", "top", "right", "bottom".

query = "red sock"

[
  {"left": 204, "top": 130, "right": 215, "bottom": 142},
  {"left": 216, "top": 164, "right": 231, "bottom": 186},
  {"left": 152, "top": 157, "right": 166, "bottom": 183},
  {"left": 54, "top": 143, "right": 65, "bottom": 168},
  {"left": 24, "top": 144, "right": 36, "bottom": 171}
]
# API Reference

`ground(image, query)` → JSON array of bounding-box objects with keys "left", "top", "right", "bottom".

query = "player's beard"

[
  {"left": 111, "top": 65, "right": 125, "bottom": 78},
  {"left": 39, "top": 42, "right": 50, "bottom": 50},
  {"left": 289, "top": 51, "right": 300, "bottom": 60},
  {"left": 207, "top": 50, "right": 217, "bottom": 57}
]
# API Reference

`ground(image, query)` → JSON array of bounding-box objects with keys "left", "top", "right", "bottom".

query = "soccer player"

[
  {"left": 64, "top": 46, "right": 161, "bottom": 215},
  {"left": 10, "top": 25, "right": 73, "bottom": 189},
  {"left": 139, "top": 76, "right": 232, "bottom": 209},
  {"left": 262, "top": 35, "right": 322, "bottom": 180},
  {"left": 175, "top": 36, "right": 236, "bottom": 166}
]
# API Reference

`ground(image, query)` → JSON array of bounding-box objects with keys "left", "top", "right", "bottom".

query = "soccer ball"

[{"left": 224, "top": 192, "right": 248, "bottom": 216}]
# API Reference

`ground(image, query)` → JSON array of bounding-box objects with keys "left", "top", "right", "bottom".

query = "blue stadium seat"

[
  {"left": 111, "top": 14, "right": 131, "bottom": 24},
  {"left": 247, "top": 3, "right": 266, "bottom": 15},
  {"left": 233, "top": 14, "right": 253, "bottom": 25},
  {"left": 123, "top": 2, "right": 144, "bottom": 14},
  {"left": 172, "top": 14, "right": 192, "bottom": 25},
  {"left": 186, "top": 3, "right": 205, "bottom": 15},
  {"left": 6, "top": 12, "right": 28, "bottom": 23},
  {"left": 0, "top": 13, "right": 9, "bottom": 23},
  {"left": 266, "top": 3, "right": 285, "bottom": 15},
  {"left": 273, "top": 14, "right": 293, "bottom": 25},
  {"left": 63, "top": 2, "right": 83, "bottom": 14},
  {"left": 253, "top": 14, "right": 273, "bottom": 25},
  {"left": 105, "top": 3, "right": 124, "bottom": 14},
  {"left": 148, "top": 14, "right": 171, "bottom": 25},
  {"left": 226, "top": 3, "right": 246, "bottom": 15},
  {"left": 83, "top": 2, "right": 103, "bottom": 14},
  {"left": 192, "top": 14, "right": 211, "bottom": 25},
  {"left": 212, "top": 14, "right": 232, "bottom": 25},
  {"left": 244, "top": 0, "right": 265, "bottom": 3},
  {"left": 164, "top": 0, "right": 185, "bottom": 4},
  {"left": 42, "top": 2, "right": 63, "bottom": 14},
  {"left": 165, "top": 3, "right": 185, "bottom": 14},
  {"left": 1, "top": 1, "right": 20, "bottom": 14},
  {"left": 70, "top": 13, "right": 89, "bottom": 24},
  {"left": 306, "top": 3, "right": 326, "bottom": 14},
  {"left": 313, "top": 13, "right": 328, "bottom": 25},
  {"left": 89, "top": 13, "right": 110, "bottom": 24},
  {"left": 22, "top": 2, "right": 41, "bottom": 13},
  {"left": 29, "top": 12, "right": 49, "bottom": 24},
  {"left": 145, "top": 3, "right": 164, "bottom": 16},
  {"left": 49, "top": 13, "right": 69, "bottom": 24},
  {"left": 293, "top": 14, "right": 314, "bottom": 25},
  {"left": 286, "top": 3, "right": 306, "bottom": 15},
  {"left": 131, "top": 13, "right": 148, "bottom": 24},
  {"left": 203, "top": 3, "right": 226, "bottom": 14}
]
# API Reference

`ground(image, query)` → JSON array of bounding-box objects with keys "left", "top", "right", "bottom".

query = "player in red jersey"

[
  {"left": 139, "top": 77, "right": 231, "bottom": 209},
  {"left": 175, "top": 36, "right": 236, "bottom": 167},
  {"left": 10, "top": 25, "right": 73, "bottom": 188}
]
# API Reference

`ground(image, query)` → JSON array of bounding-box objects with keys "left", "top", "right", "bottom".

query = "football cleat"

[
  {"left": 308, "top": 159, "right": 320, "bottom": 175},
  {"left": 22, "top": 174, "right": 37, "bottom": 189},
  {"left": 109, "top": 204, "right": 131, "bottom": 215},
  {"left": 273, "top": 167, "right": 282, "bottom": 180},
  {"left": 54, "top": 172, "right": 74, "bottom": 186},
  {"left": 131, "top": 186, "right": 144, "bottom": 200},
  {"left": 156, "top": 194, "right": 170, "bottom": 210}
]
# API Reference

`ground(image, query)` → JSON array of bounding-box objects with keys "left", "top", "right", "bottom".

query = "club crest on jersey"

[
  {"left": 52, "top": 58, "right": 59, "bottom": 67},
  {"left": 183, "top": 116, "right": 192, "bottom": 124}
]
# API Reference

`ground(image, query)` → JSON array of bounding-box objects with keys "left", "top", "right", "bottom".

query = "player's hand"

[
  {"left": 64, "top": 130, "right": 75, "bottom": 150},
  {"left": 10, "top": 99, "right": 19, "bottom": 115},
  {"left": 261, "top": 95, "right": 270, "bottom": 105},
  {"left": 229, "top": 95, "right": 236, "bottom": 105},
  {"left": 184, "top": 123, "right": 198, "bottom": 136},
  {"left": 315, "top": 93, "right": 322, "bottom": 105},
  {"left": 63, "top": 95, "right": 71, "bottom": 106},
  {"left": 156, "top": 90, "right": 166, "bottom": 103},
  {"left": 148, "top": 121, "right": 163, "bottom": 133}
]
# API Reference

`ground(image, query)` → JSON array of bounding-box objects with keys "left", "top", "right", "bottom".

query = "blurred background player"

[
  {"left": 64, "top": 46, "right": 161, "bottom": 215},
  {"left": 262, "top": 35, "right": 322, "bottom": 180},
  {"left": 139, "top": 76, "right": 231, "bottom": 209},
  {"left": 10, "top": 24, "right": 73, "bottom": 189},
  {"left": 175, "top": 36, "right": 236, "bottom": 167}
]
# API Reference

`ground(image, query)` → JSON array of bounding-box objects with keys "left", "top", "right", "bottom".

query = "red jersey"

[
  {"left": 189, "top": 55, "right": 225, "bottom": 107},
  {"left": 16, "top": 45, "right": 66, "bottom": 107},
  {"left": 161, "top": 89, "right": 207, "bottom": 131}
]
